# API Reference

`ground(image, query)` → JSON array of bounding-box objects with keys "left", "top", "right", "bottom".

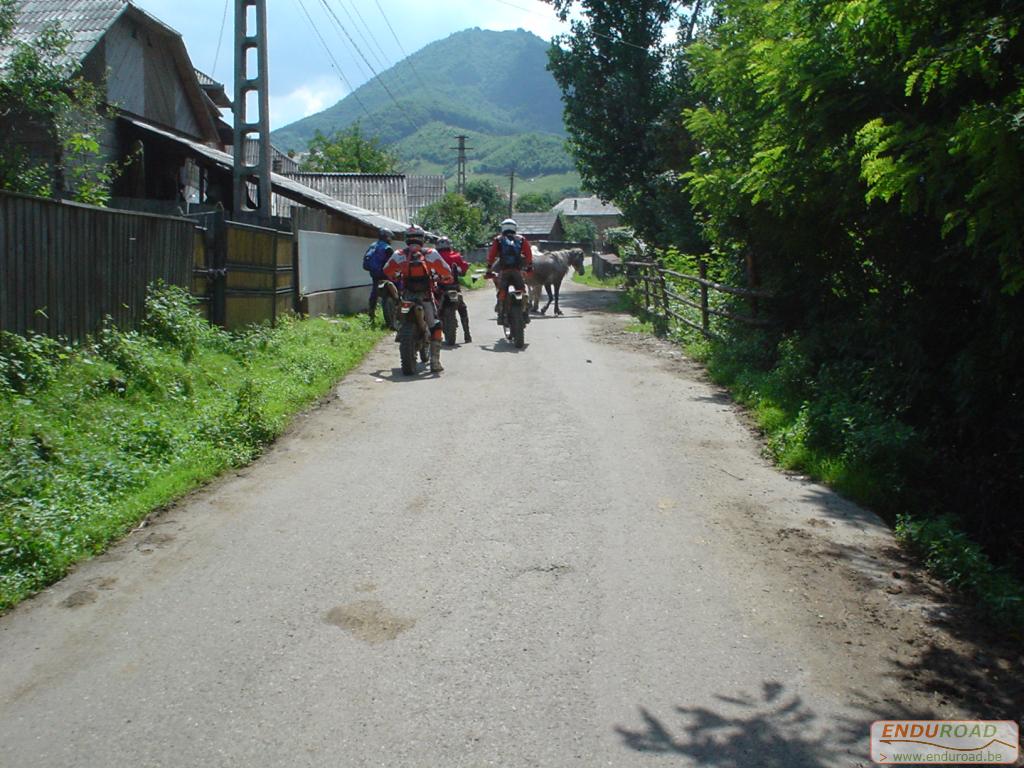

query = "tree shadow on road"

[{"left": 615, "top": 681, "right": 941, "bottom": 768}]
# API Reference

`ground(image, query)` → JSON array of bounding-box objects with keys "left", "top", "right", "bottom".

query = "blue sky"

[{"left": 132, "top": 0, "right": 570, "bottom": 129}]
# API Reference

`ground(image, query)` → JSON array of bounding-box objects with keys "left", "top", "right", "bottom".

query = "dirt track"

[{"left": 0, "top": 280, "right": 1019, "bottom": 767}]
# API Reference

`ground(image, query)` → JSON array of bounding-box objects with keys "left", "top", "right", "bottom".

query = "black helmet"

[
  {"left": 378, "top": 228, "right": 392, "bottom": 241},
  {"left": 404, "top": 224, "right": 426, "bottom": 245}
]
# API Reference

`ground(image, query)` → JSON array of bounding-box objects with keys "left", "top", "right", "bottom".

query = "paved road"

[{"left": 0, "top": 281, "right": 952, "bottom": 767}]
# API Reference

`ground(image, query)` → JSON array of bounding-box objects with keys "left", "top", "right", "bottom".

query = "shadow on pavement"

[
  {"left": 615, "top": 681, "right": 941, "bottom": 767},
  {"left": 366, "top": 368, "right": 440, "bottom": 382}
]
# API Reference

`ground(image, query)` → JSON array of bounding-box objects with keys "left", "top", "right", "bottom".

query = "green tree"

[
  {"left": 463, "top": 179, "right": 506, "bottom": 233},
  {"left": 545, "top": 0, "right": 705, "bottom": 249},
  {"left": 515, "top": 190, "right": 558, "bottom": 212},
  {"left": 559, "top": 214, "right": 597, "bottom": 243},
  {"left": 300, "top": 123, "right": 399, "bottom": 173},
  {"left": 0, "top": 0, "right": 121, "bottom": 204},
  {"left": 416, "top": 193, "right": 486, "bottom": 253}
]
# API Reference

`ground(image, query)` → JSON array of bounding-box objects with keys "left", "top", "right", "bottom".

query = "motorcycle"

[
  {"left": 377, "top": 278, "right": 400, "bottom": 330},
  {"left": 438, "top": 282, "right": 463, "bottom": 346},
  {"left": 488, "top": 270, "right": 529, "bottom": 349},
  {"left": 396, "top": 294, "right": 431, "bottom": 375}
]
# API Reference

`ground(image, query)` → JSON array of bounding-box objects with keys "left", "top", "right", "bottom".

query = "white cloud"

[{"left": 269, "top": 79, "right": 348, "bottom": 130}]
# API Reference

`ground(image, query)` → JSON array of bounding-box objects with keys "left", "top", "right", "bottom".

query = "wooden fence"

[
  {"left": 0, "top": 190, "right": 195, "bottom": 340},
  {"left": 190, "top": 210, "right": 295, "bottom": 330},
  {"left": 624, "top": 260, "right": 773, "bottom": 337}
]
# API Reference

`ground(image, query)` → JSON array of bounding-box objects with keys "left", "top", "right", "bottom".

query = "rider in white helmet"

[{"left": 486, "top": 218, "right": 534, "bottom": 324}]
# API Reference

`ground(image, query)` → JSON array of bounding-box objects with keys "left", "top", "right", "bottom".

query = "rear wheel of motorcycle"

[
  {"left": 509, "top": 304, "right": 525, "bottom": 349},
  {"left": 398, "top": 325, "right": 416, "bottom": 375},
  {"left": 442, "top": 305, "right": 457, "bottom": 346},
  {"left": 382, "top": 296, "right": 397, "bottom": 331}
]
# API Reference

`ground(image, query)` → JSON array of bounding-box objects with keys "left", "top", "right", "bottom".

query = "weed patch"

[{"left": 0, "top": 284, "right": 385, "bottom": 610}]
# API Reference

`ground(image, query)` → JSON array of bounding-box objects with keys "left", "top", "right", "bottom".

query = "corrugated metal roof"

[
  {"left": 1, "top": 0, "right": 127, "bottom": 66},
  {"left": 123, "top": 116, "right": 408, "bottom": 232},
  {"left": 285, "top": 173, "right": 409, "bottom": 223},
  {"left": 553, "top": 196, "right": 622, "bottom": 216},
  {"left": 514, "top": 211, "right": 559, "bottom": 235},
  {"left": 244, "top": 140, "right": 300, "bottom": 175},
  {"left": 407, "top": 175, "right": 446, "bottom": 220}
]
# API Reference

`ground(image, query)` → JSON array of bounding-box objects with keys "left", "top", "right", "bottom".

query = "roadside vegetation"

[
  {"left": 550, "top": 0, "right": 1024, "bottom": 631},
  {"left": 0, "top": 284, "right": 386, "bottom": 610}
]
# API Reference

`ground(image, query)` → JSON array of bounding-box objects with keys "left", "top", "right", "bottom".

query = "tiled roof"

[
  {"left": 513, "top": 211, "right": 559, "bottom": 235},
  {"left": 552, "top": 196, "right": 622, "bottom": 217},
  {"left": 2, "top": 1, "right": 126, "bottom": 66},
  {"left": 123, "top": 116, "right": 409, "bottom": 232}
]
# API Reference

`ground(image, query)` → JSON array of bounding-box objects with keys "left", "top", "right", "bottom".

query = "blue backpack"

[
  {"left": 363, "top": 240, "right": 392, "bottom": 273},
  {"left": 498, "top": 235, "right": 523, "bottom": 268}
]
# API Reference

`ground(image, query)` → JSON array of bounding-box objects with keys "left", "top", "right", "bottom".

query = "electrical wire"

[
  {"left": 211, "top": 0, "right": 230, "bottom": 77},
  {"left": 294, "top": 0, "right": 375, "bottom": 122},
  {"left": 337, "top": 0, "right": 393, "bottom": 75},
  {"left": 372, "top": 0, "right": 431, "bottom": 92},
  {"left": 317, "top": 0, "right": 404, "bottom": 111}
]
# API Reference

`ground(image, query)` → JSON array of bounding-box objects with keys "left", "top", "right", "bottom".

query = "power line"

[
  {"left": 211, "top": 0, "right": 229, "bottom": 76},
  {"left": 294, "top": 0, "right": 375, "bottom": 123},
  {"left": 338, "top": 0, "right": 393, "bottom": 76},
  {"left": 318, "top": 0, "right": 404, "bottom": 111},
  {"left": 372, "top": 0, "right": 430, "bottom": 92}
]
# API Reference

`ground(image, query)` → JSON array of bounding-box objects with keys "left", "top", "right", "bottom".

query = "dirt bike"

[
  {"left": 377, "top": 278, "right": 400, "bottom": 330},
  {"left": 489, "top": 270, "right": 529, "bottom": 349},
  {"left": 396, "top": 295, "right": 431, "bottom": 375}
]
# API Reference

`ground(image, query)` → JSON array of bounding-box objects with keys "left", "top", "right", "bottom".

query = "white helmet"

[{"left": 500, "top": 218, "right": 517, "bottom": 234}]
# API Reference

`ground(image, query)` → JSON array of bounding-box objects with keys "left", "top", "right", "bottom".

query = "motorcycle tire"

[
  {"left": 381, "top": 295, "right": 398, "bottom": 331},
  {"left": 398, "top": 324, "right": 417, "bottom": 375},
  {"left": 508, "top": 304, "right": 526, "bottom": 349},
  {"left": 442, "top": 305, "right": 457, "bottom": 346}
]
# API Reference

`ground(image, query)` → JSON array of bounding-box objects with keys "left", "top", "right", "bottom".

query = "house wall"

[{"left": 102, "top": 17, "right": 201, "bottom": 139}]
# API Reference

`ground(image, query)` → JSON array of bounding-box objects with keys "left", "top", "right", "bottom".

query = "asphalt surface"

[{"left": 0, "top": 281, "right": 954, "bottom": 767}]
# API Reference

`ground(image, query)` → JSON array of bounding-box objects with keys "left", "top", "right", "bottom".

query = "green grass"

[
  {"left": 573, "top": 272, "right": 624, "bottom": 288},
  {"left": 0, "top": 285, "right": 387, "bottom": 610}
]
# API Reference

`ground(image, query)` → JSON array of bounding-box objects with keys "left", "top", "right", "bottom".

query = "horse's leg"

[
  {"left": 541, "top": 283, "right": 554, "bottom": 315},
  {"left": 554, "top": 276, "right": 564, "bottom": 315}
]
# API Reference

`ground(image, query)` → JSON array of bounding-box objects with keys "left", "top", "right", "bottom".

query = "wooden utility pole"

[
  {"left": 451, "top": 135, "right": 472, "bottom": 195},
  {"left": 233, "top": 0, "right": 272, "bottom": 222},
  {"left": 508, "top": 168, "right": 515, "bottom": 217}
]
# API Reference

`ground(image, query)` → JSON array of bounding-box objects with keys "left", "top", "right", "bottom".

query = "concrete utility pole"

[
  {"left": 451, "top": 135, "right": 472, "bottom": 195},
  {"left": 233, "top": 0, "right": 272, "bottom": 221},
  {"left": 507, "top": 168, "right": 515, "bottom": 218}
]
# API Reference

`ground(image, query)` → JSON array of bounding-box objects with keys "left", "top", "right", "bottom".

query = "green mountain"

[{"left": 271, "top": 28, "right": 576, "bottom": 179}]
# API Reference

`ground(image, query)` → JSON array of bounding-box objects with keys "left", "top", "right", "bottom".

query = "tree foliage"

[
  {"left": 0, "top": 0, "right": 120, "bottom": 204},
  {"left": 515, "top": 190, "right": 559, "bottom": 212},
  {"left": 415, "top": 193, "right": 486, "bottom": 253},
  {"left": 300, "top": 124, "right": 399, "bottom": 173},
  {"left": 463, "top": 179, "right": 507, "bottom": 233},
  {"left": 549, "top": 0, "right": 1024, "bottom": 570}
]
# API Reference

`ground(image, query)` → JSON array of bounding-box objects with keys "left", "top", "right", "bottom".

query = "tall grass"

[{"left": 0, "top": 284, "right": 386, "bottom": 610}]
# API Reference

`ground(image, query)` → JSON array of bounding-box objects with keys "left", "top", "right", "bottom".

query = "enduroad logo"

[{"left": 871, "top": 720, "right": 1019, "bottom": 764}]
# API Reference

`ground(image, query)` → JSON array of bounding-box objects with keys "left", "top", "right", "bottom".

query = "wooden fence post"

[
  {"left": 643, "top": 264, "right": 651, "bottom": 311},
  {"left": 699, "top": 259, "right": 710, "bottom": 336}
]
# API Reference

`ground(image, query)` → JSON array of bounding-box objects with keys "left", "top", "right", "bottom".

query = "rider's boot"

[
  {"left": 366, "top": 299, "right": 377, "bottom": 325},
  {"left": 429, "top": 339, "right": 444, "bottom": 373}
]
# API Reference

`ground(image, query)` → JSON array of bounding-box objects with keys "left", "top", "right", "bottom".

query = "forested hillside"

[
  {"left": 271, "top": 28, "right": 576, "bottom": 179},
  {"left": 548, "top": 0, "right": 1024, "bottom": 611}
]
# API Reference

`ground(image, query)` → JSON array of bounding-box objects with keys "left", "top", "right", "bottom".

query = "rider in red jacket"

[
  {"left": 383, "top": 225, "right": 454, "bottom": 372},
  {"left": 486, "top": 218, "right": 533, "bottom": 324},
  {"left": 435, "top": 236, "right": 472, "bottom": 343}
]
